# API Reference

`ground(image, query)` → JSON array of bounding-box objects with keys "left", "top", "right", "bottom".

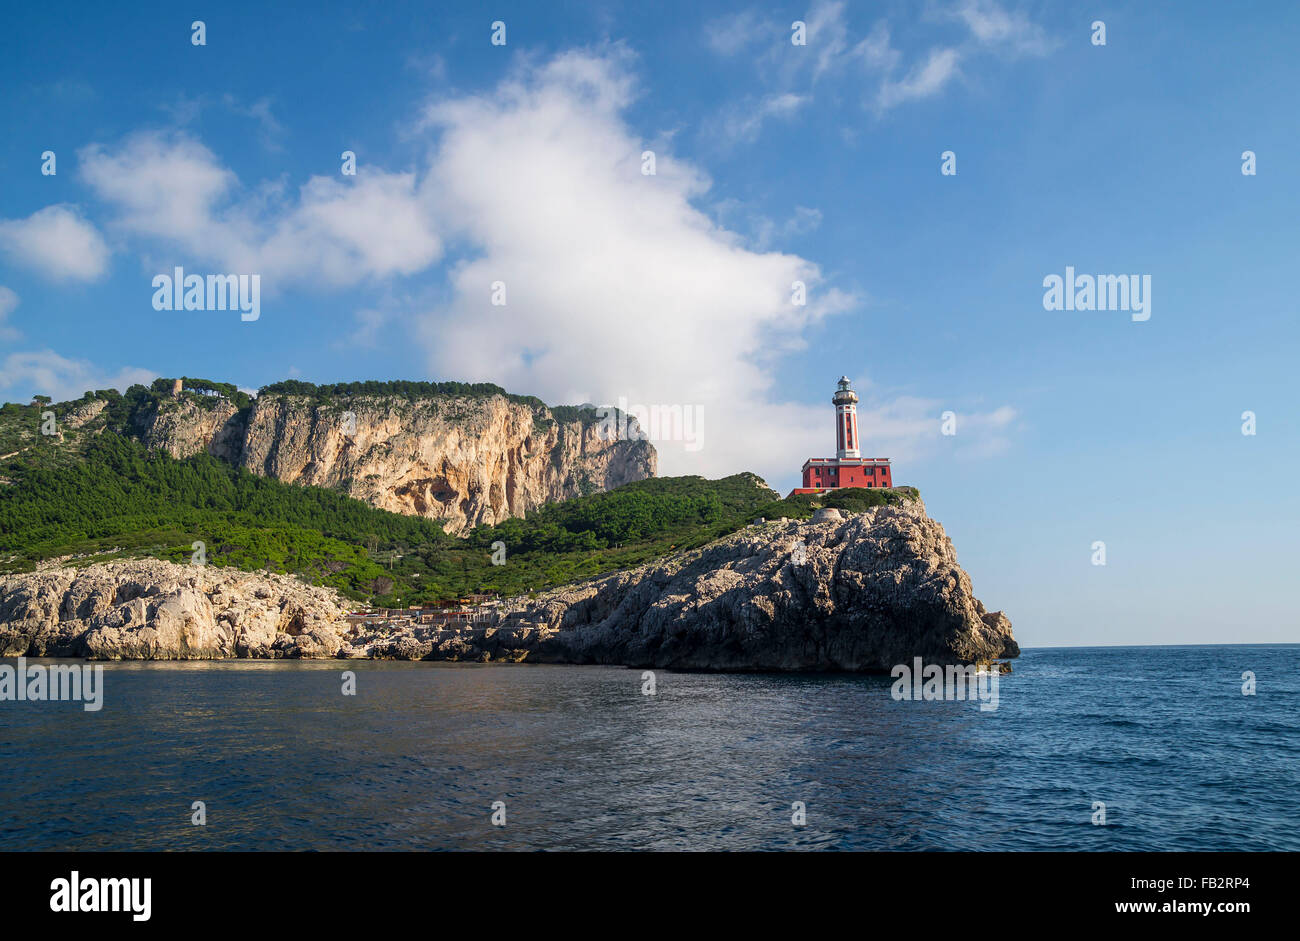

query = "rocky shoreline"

[
  {"left": 0, "top": 499, "right": 1016, "bottom": 671},
  {"left": 0, "top": 561, "right": 347, "bottom": 660}
]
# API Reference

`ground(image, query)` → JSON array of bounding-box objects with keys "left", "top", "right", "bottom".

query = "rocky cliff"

[
  {"left": 0, "top": 500, "right": 1015, "bottom": 670},
  {"left": 134, "top": 392, "right": 656, "bottom": 533},
  {"left": 355, "top": 498, "right": 1018, "bottom": 671},
  {"left": 0, "top": 559, "right": 350, "bottom": 660}
]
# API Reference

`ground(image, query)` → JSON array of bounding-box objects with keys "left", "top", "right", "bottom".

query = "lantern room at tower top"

[{"left": 789, "top": 376, "right": 893, "bottom": 496}]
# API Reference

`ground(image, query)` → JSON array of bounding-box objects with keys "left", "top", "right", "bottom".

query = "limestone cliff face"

[
  {"left": 136, "top": 397, "right": 242, "bottom": 460},
  {"left": 135, "top": 393, "right": 656, "bottom": 533}
]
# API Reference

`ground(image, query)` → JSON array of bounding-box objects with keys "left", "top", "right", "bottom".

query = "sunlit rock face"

[
  {"left": 0, "top": 559, "right": 350, "bottom": 660},
  {"left": 354, "top": 498, "right": 1018, "bottom": 673},
  {"left": 136, "top": 392, "right": 657, "bottom": 534},
  {"left": 515, "top": 498, "right": 1018, "bottom": 671}
]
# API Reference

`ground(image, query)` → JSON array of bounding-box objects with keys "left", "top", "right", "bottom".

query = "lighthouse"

[
  {"left": 833, "top": 375, "right": 860, "bottom": 459},
  {"left": 791, "top": 376, "right": 893, "bottom": 495}
]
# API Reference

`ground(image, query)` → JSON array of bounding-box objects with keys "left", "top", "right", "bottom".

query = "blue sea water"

[{"left": 0, "top": 645, "right": 1295, "bottom": 851}]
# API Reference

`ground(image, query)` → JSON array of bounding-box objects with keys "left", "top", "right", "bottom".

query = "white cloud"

[
  {"left": 853, "top": 21, "right": 902, "bottom": 73},
  {"left": 712, "top": 1, "right": 1053, "bottom": 117},
  {"left": 860, "top": 396, "right": 1017, "bottom": 463},
  {"left": 804, "top": 0, "right": 852, "bottom": 80},
  {"left": 743, "top": 0, "right": 854, "bottom": 89},
  {"left": 344, "top": 305, "right": 389, "bottom": 349},
  {"left": 719, "top": 92, "right": 810, "bottom": 145},
  {"left": 877, "top": 47, "right": 963, "bottom": 110},
  {"left": 867, "top": 1, "right": 1056, "bottom": 109},
  {"left": 949, "top": 0, "right": 1056, "bottom": 57},
  {"left": 413, "top": 52, "right": 847, "bottom": 479},
  {"left": 221, "top": 94, "right": 286, "bottom": 150},
  {"left": 0, "top": 350, "right": 155, "bottom": 405},
  {"left": 158, "top": 93, "right": 288, "bottom": 151},
  {"left": 258, "top": 173, "right": 442, "bottom": 283},
  {"left": 0, "top": 286, "right": 19, "bottom": 341},
  {"left": 704, "top": 10, "right": 769, "bottom": 56},
  {"left": 79, "top": 131, "right": 441, "bottom": 288},
  {"left": 80, "top": 133, "right": 239, "bottom": 249},
  {"left": 949, "top": 404, "right": 1018, "bottom": 459},
  {"left": 704, "top": 1, "right": 853, "bottom": 95},
  {"left": 408, "top": 51, "right": 1012, "bottom": 485},
  {"left": 25, "top": 46, "right": 1017, "bottom": 486},
  {"left": 0, "top": 205, "right": 110, "bottom": 281},
  {"left": 713, "top": 201, "right": 823, "bottom": 251}
]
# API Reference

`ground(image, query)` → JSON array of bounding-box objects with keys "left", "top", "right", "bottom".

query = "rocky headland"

[{"left": 0, "top": 498, "right": 1016, "bottom": 671}]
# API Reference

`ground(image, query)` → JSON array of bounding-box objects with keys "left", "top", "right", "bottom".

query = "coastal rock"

[
  {"left": 0, "top": 500, "right": 1016, "bottom": 671},
  {"left": 0, "top": 560, "right": 350, "bottom": 660},
  {"left": 357, "top": 498, "right": 1017, "bottom": 672}
]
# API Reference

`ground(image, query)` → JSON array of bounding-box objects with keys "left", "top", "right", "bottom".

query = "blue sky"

[{"left": 1, "top": 1, "right": 1296, "bottom": 647}]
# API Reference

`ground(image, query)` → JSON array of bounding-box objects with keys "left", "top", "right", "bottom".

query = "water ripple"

[{"left": 0, "top": 646, "right": 1296, "bottom": 850}]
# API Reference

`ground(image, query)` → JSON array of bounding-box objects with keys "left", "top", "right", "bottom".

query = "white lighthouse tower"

[{"left": 833, "top": 376, "right": 860, "bottom": 459}]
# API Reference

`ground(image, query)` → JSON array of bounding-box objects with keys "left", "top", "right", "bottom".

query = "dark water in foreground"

[{"left": 1, "top": 645, "right": 1296, "bottom": 851}]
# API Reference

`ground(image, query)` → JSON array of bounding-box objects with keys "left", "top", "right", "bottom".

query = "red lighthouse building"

[{"left": 790, "top": 377, "right": 893, "bottom": 495}]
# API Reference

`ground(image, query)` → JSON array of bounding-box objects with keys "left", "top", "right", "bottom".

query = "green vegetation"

[
  {"left": 0, "top": 434, "right": 443, "bottom": 597},
  {"left": 0, "top": 378, "right": 610, "bottom": 472},
  {"left": 0, "top": 401, "right": 42, "bottom": 458},
  {"left": 0, "top": 382, "right": 917, "bottom": 607},
  {"left": 0, "top": 431, "right": 778, "bottom": 603},
  {"left": 255, "top": 381, "right": 611, "bottom": 427},
  {"left": 257, "top": 378, "right": 549, "bottom": 412},
  {"left": 0, "top": 378, "right": 250, "bottom": 466},
  {"left": 548, "top": 404, "right": 606, "bottom": 426},
  {"left": 755, "top": 484, "right": 919, "bottom": 520},
  {"left": 155, "top": 377, "right": 253, "bottom": 411}
]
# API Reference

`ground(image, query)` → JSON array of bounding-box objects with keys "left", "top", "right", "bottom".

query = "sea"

[{"left": 1, "top": 645, "right": 1295, "bottom": 851}]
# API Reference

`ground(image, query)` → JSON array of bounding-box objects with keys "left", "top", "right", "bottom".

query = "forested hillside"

[{"left": 1, "top": 385, "right": 914, "bottom": 605}]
